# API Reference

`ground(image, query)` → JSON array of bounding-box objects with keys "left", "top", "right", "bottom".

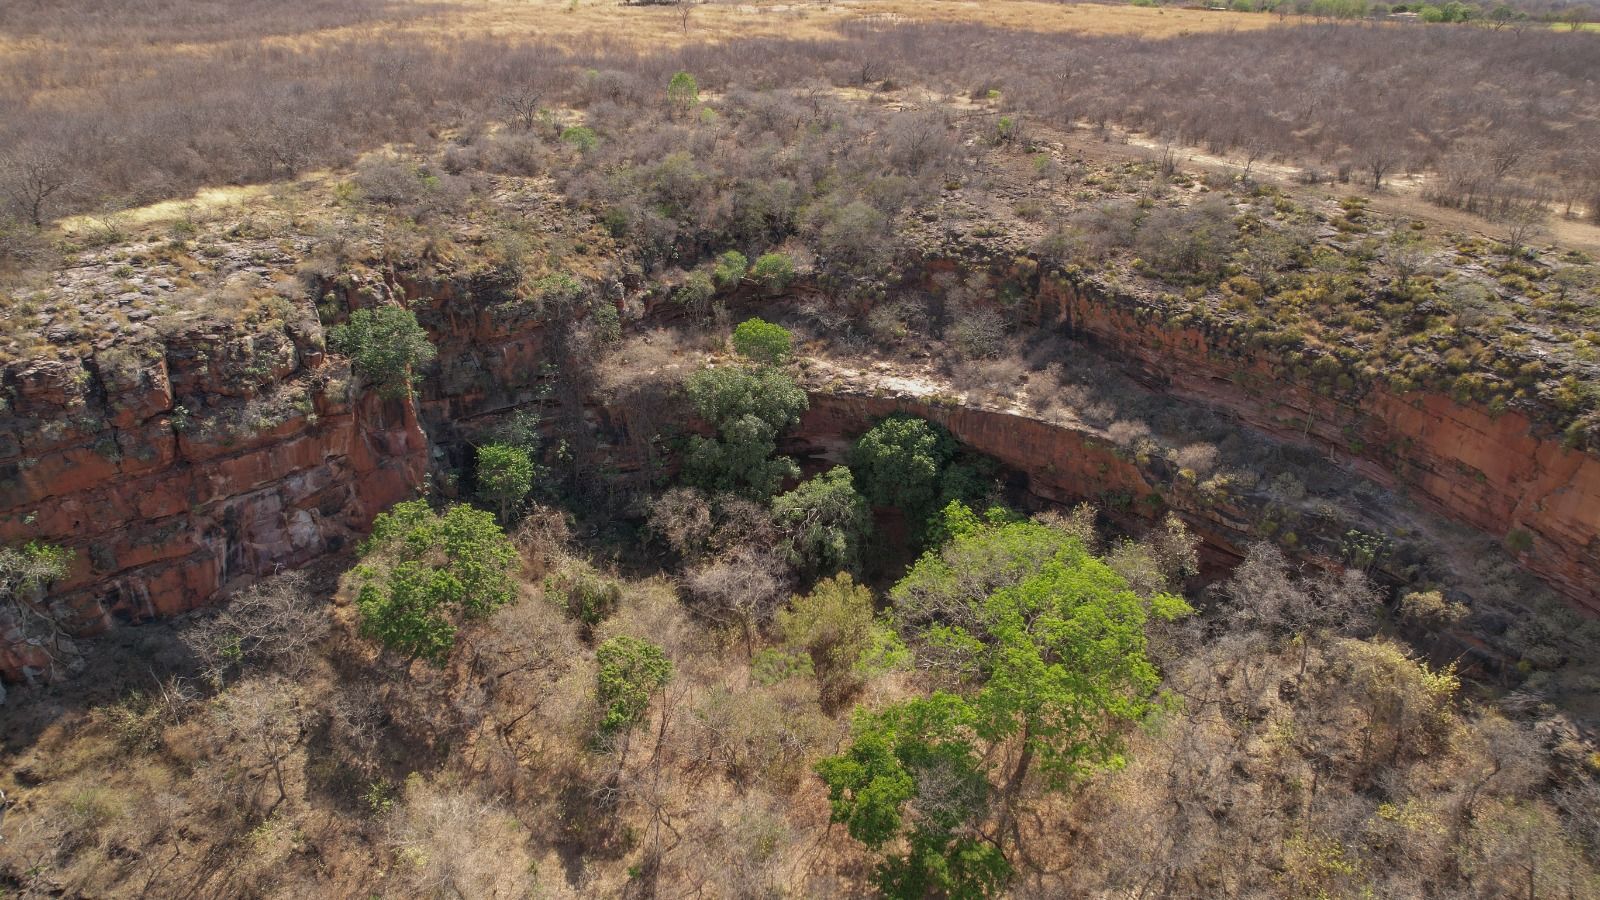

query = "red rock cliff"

[
  {"left": 0, "top": 315, "right": 426, "bottom": 681},
  {"left": 1015, "top": 276, "right": 1599, "bottom": 613}
]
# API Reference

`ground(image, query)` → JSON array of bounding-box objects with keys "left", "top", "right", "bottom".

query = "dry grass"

[{"left": 1, "top": 0, "right": 1279, "bottom": 63}]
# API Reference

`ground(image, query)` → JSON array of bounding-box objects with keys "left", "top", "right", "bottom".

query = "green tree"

[
  {"left": 816, "top": 694, "right": 1010, "bottom": 899},
  {"left": 770, "top": 466, "right": 870, "bottom": 577},
  {"left": 821, "top": 502, "right": 1191, "bottom": 890},
  {"left": 776, "top": 573, "right": 905, "bottom": 706},
  {"left": 894, "top": 503, "right": 1190, "bottom": 799},
  {"left": 851, "top": 415, "right": 956, "bottom": 522},
  {"left": 682, "top": 364, "right": 808, "bottom": 498},
  {"left": 712, "top": 249, "right": 748, "bottom": 289},
  {"left": 731, "top": 317, "right": 793, "bottom": 365},
  {"left": 667, "top": 71, "right": 699, "bottom": 114},
  {"left": 328, "top": 305, "right": 437, "bottom": 399},
  {"left": 352, "top": 500, "right": 518, "bottom": 665},
  {"left": 475, "top": 442, "right": 535, "bottom": 524},
  {"left": 749, "top": 252, "right": 796, "bottom": 294},
  {"left": 595, "top": 635, "right": 673, "bottom": 735}
]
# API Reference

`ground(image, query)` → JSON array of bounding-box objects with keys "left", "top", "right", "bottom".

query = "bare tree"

[
  {"left": 1357, "top": 134, "right": 1402, "bottom": 191},
  {"left": 214, "top": 676, "right": 308, "bottom": 815},
  {"left": 1239, "top": 136, "right": 1270, "bottom": 179},
  {"left": 498, "top": 84, "right": 544, "bottom": 131},
  {"left": 1218, "top": 543, "right": 1378, "bottom": 684},
  {"left": 183, "top": 570, "right": 329, "bottom": 683},
  {"left": 684, "top": 546, "right": 786, "bottom": 657},
  {"left": 0, "top": 144, "right": 73, "bottom": 226},
  {"left": 1496, "top": 199, "right": 1548, "bottom": 259}
]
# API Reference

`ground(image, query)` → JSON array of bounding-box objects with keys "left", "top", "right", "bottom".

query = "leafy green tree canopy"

[
  {"left": 682, "top": 364, "right": 808, "bottom": 498},
  {"left": 851, "top": 414, "right": 955, "bottom": 512},
  {"left": 475, "top": 442, "right": 535, "bottom": 524},
  {"left": 731, "top": 317, "right": 794, "bottom": 365},
  {"left": 892, "top": 502, "right": 1192, "bottom": 784},
  {"left": 817, "top": 694, "right": 1010, "bottom": 899},
  {"left": 328, "top": 305, "right": 437, "bottom": 399},
  {"left": 770, "top": 466, "right": 869, "bottom": 576},
  {"left": 353, "top": 500, "right": 518, "bottom": 664},
  {"left": 595, "top": 635, "right": 673, "bottom": 735},
  {"left": 816, "top": 503, "right": 1191, "bottom": 895}
]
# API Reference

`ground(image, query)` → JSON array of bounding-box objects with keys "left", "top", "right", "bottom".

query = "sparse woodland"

[{"left": 3, "top": 1, "right": 1600, "bottom": 898}]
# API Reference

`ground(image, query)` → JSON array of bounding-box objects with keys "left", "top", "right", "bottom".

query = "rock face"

[
  {"left": 1030, "top": 276, "right": 1600, "bottom": 613},
  {"left": 0, "top": 315, "right": 426, "bottom": 681},
  {"left": 790, "top": 391, "right": 1249, "bottom": 558},
  {"left": 5, "top": 250, "right": 1599, "bottom": 681}
]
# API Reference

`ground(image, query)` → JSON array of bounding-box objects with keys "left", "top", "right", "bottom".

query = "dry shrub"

[
  {"left": 949, "top": 354, "right": 1027, "bottom": 398},
  {"left": 947, "top": 306, "right": 1007, "bottom": 359},
  {"left": 647, "top": 486, "right": 714, "bottom": 560},
  {"left": 678, "top": 794, "right": 801, "bottom": 900},
  {"left": 682, "top": 547, "right": 789, "bottom": 655},
  {"left": 1105, "top": 418, "right": 1151, "bottom": 448},
  {"left": 511, "top": 503, "right": 573, "bottom": 578},
  {"left": 384, "top": 773, "right": 539, "bottom": 899},
  {"left": 183, "top": 570, "right": 329, "bottom": 681},
  {"left": 688, "top": 679, "right": 834, "bottom": 793},
  {"left": 601, "top": 576, "right": 706, "bottom": 667},
  {"left": 1172, "top": 442, "right": 1219, "bottom": 476}
]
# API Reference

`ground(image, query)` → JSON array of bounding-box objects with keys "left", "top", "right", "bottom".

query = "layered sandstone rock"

[
  {"left": 1028, "top": 275, "right": 1600, "bottom": 613},
  {"left": 5, "top": 242, "right": 1598, "bottom": 683},
  {"left": 0, "top": 315, "right": 426, "bottom": 681}
]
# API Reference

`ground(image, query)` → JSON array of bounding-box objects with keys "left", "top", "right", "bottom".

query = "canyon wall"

[
  {"left": 1022, "top": 275, "right": 1600, "bottom": 612},
  {"left": 0, "top": 266, "right": 574, "bottom": 681},
  {"left": 0, "top": 315, "right": 427, "bottom": 681},
  {"left": 789, "top": 391, "right": 1258, "bottom": 568},
  {"left": 6, "top": 254, "right": 1599, "bottom": 681}
]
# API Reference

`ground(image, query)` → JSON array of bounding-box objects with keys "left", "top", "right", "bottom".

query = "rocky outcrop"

[
  {"left": 789, "top": 387, "right": 1350, "bottom": 583},
  {"left": 6, "top": 240, "right": 1598, "bottom": 682},
  {"left": 1026, "top": 275, "right": 1600, "bottom": 613},
  {"left": 0, "top": 316, "right": 426, "bottom": 681}
]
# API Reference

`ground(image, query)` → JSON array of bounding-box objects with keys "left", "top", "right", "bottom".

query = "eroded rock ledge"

[{"left": 4, "top": 246, "right": 1598, "bottom": 681}]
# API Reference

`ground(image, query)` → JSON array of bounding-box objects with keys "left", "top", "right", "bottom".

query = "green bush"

[
  {"left": 749, "top": 252, "right": 797, "bottom": 294},
  {"left": 731, "top": 317, "right": 794, "bottom": 365},
  {"left": 560, "top": 125, "right": 598, "bottom": 152},
  {"left": 545, "top": 566, "right": 623, "bottom": 628},
  {"left": 328, "top": 306, "right": 437, "bottom": 399},
  {"left": 674, "top": 270, "right": 716, "bottom": 315},
  {"left": 353, "top": 500, "right": 518, "bottom": 664},
  {"left": 667, "top": 71, "right": 699, "bottom": 111},
  {"left": 712, "top": 250, "right": 749, "bottom": 289},
  {"left": 0, "top": 540, "right": 73, "bottom": 601},
  {"left": 596, "top": 636, "right": 673, "bottom": 735}
]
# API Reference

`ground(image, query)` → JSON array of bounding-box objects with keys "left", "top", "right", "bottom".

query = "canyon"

[{"left": 4, "top": 243, "right": 1596, "bottom": 684}]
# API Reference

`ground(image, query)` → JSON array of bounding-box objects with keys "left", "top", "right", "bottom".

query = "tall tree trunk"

[{"left": 995, "top": 731, "right": 1035, "bottom": 850}]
